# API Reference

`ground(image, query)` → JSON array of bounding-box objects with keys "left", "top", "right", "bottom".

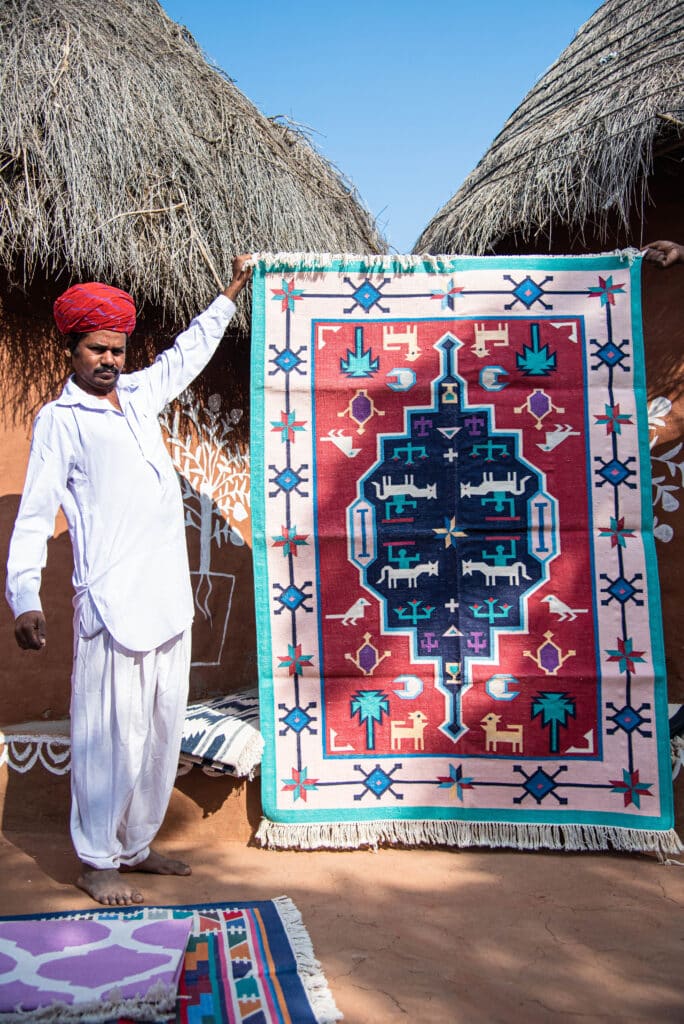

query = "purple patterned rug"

[
  {"left": 0, "top": 915, "right": 190, "bottom": 1021},
  {"left": 0, "top": 899, "right": 341, "bottom": 1023}
]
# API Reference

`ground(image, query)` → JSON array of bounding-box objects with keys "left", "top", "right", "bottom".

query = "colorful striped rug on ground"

[
  {"left": 0, "top": 899, "right": 340, "bottom": 1023},
  {"left": 250, "top": 252, "right": 680, "bottom": 856}
]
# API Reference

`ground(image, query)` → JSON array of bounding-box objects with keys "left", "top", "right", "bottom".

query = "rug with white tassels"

[{"left": 250, "top": 251, "right": 680, "bottom": 857}]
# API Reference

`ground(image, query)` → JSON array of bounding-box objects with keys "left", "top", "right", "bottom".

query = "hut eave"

[
  {"left": 414, "top": 0, "right": 684, "bottom": 256},
  {"left": 0, "top": 0, "right": 384, "bottom": 331}
]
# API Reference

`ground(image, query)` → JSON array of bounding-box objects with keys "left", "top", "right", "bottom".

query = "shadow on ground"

[{"left": 2, "top": 809, "right": 684, "bottom": 1023}]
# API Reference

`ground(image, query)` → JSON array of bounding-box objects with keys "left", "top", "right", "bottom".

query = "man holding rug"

[
  {"left": 5, "top": 255, "right": 251, "bottom": 905},
  {"left": 642, "top": 239, "right": 684, "bottom": 267}
]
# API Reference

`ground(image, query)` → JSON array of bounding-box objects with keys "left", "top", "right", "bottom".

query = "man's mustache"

[{"left": 95, "top": 367, "right": 119, "bottom": 375}]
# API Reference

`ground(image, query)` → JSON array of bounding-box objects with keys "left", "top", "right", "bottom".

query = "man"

[{"left": 6, "top": 255, "right": 251, "bottom": 905}]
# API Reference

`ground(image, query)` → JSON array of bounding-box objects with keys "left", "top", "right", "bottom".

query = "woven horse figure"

[
  {"left": 460, "top": 470, "right": 530, "bottom": 499},
  {"left": 377, "top": 561, "right": 439, "bottom": 589},
  {"left": 461, "top": 559, "right": 530, "bottom": 587},
  {"left": 371, "top": 475, "right": 437, "bottom": 502}
]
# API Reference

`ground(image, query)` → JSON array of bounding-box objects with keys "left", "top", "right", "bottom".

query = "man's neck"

[
  {"left": 103, "top": 390, "right": 122, "bottom": 411},
  {"left": 72, "top": 376, "right": 122, "bottom": 411}
]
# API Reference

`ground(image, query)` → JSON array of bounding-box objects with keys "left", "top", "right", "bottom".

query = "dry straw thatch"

[
  {"left": 0, "top": 0, "right": 383, "bottom": 330},
  {"left": 415, "top": 0, "right": 684, "bottom": 255}
]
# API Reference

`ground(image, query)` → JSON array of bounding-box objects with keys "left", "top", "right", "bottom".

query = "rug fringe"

[
  {"left": 245, "top": 249, "right": 640, "bottom": 273},
  {"left": 272, "top": 896, "right": 342, "bottom": 1024},
  {"left": 246, "top": 251, "right": 451, "bottom": 272},
  {"left": 0, "top": 981, "right": 177, "bottom": 1022},
  {"left": 232, "top": 729, "right": 265, "bottom": 779},
  {"left": 256, "top": 818, "right": 683, "bottom": 857}
]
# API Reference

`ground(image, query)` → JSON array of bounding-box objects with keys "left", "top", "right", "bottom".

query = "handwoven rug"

[
  {"left": 179, "top": 687, "right": 263, "bottom": 778},
  {"left": 0, "top": 899, "right": 340, "bottom": 1024},
  {"left": 0, "top": 915, "right": 190, "bottom": 1022},
  {"left": 250, "top": 251, "right": 680, "bottom": 855}
]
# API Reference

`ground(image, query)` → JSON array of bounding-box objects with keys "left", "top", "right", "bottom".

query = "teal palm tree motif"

[
  {"left": 340, "top": 327, "right": 379, "bottom": 378},
  {"left": 351, "top": 689, "right": 390, "bottom": 750},
  {"left": 531, "top": 691, "right": 576, "bottom": 753},
  {"left": 516, "top": 324, "right": 557, "bottom": 376}
]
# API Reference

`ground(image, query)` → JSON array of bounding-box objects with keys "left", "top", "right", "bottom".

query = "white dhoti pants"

[{"left": 69, "top": 599, "right": 190, "bottom": 870}]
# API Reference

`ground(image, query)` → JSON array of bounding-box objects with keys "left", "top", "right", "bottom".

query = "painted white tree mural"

[{"left": 159, "top": 389, "right": 250, "bottom": 665}]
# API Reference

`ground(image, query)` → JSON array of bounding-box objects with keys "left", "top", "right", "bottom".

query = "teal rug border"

[
  {"left": 251, "top": 253, "right": 639, "bottom": 274},
  {"left": 250, "top": 273, "right": 278, "bottom": 787},
  {"left": 629, "top": 260, "right": 673, "bottom": 824}
]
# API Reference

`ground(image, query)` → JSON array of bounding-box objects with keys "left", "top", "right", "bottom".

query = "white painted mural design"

[
  {"left": 159, "top": 390, "right": 250, "bottom": 666},
  {"left": 649, "top": 396, "right": 684, "bottom": 544}
]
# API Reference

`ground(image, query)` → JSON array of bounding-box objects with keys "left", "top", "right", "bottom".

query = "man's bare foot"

[
  {"left": 77, "top": 867, "right": 144, "bottom": 906},
  {"left": 120, "top": 848, "right": 191, "bottom": 876}
]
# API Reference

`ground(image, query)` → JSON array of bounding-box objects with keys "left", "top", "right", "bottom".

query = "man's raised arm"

[
  {"left": 222, "top": 255, "right": 252, "bottom": 302},
  {"left": 135, "top": 254, "right": 253, "bottom": 414}
]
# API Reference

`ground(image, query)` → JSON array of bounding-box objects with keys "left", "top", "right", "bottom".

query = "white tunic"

[{"left": 6, "top": 294, "right": 236, "bottom": 652}]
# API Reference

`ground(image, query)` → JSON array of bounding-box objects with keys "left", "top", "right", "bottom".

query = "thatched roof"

[
  {"left": 415, "top": 0, "right": 684, "bottom": 255},
  {"left": 0, "top": 0, "right": 383, "bottom": 329}
]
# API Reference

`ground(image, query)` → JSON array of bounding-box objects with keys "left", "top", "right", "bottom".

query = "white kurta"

[
  {"left": 6, "top": 293, "right": 236, "bottom": 650},
  {"left": 5, "top": 293, "right": 237, "bottom": 868}
]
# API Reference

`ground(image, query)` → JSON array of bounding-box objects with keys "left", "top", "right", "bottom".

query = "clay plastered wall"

[
  {"left": 1, "top": 419, "right": 74, "bottom": 722},
  {"left": 0, "top": 384, "right": 257, "bottom": 726}
]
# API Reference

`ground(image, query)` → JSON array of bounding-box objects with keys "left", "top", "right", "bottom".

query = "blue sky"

[{"left": 160, "top": 1, "right": 602, "bottom": 252}]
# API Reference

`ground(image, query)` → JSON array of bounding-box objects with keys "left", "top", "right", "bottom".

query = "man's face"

[{"left": 70, "top": 330, "right": 127, "bottom": 395}]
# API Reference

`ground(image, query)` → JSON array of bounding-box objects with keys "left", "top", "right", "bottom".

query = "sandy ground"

[{"left": 1, "top": 820, "right": 684, "bottom": 1024}]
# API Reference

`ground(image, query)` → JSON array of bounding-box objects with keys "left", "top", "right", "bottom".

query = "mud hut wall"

[
  {"left": 0, "top": 294, "right": 257, "bottom": 726},
  {"left": 0, "top": 0, "right": 383, "bottom": 727}
]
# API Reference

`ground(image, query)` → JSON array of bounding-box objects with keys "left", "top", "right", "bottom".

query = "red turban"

[{"left": 53, "top": 282, "right": 136, "bottom": 335}]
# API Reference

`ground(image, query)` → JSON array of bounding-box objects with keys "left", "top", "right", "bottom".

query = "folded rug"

[
  {"left": 0, "top": 691, "right": 263, "bottom": 782},
  {"left": 0, "top": 915, "right": 191, "bottom": 1022},
  {"left": 179, "top": 687, "right": 263, "bottom": 777},
  {"left": 250, "top": 251, "right": 680, "bottom": 856},
  {"left": 0, "top": 900, "right": 341, "bottom": 1024}
]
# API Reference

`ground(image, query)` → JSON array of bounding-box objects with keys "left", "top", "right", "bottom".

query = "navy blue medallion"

[{"left": 350, "top": 331, "right": 556, "bottom": 743}]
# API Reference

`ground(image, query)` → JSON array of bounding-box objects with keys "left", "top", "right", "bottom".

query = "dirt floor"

[{"left": 2, "top": 816, "right": 684, "bottom": 1024}]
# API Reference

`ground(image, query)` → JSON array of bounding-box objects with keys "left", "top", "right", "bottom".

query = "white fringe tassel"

[
  {"left": 245, "top": 251, "right": 455, "bottom": 273},
  {"left": 256, "top": 818, "right": 683, "bottom": 858},
  {"left": 231, "top": 729, "right": 265, "bottom": 779},
  {"left": 272, "top": 896, "right": 343, "bottom": 1024},
  {"left": 1, "top": 981, "right": 177, "bottom": 1023},
  {"left": 245, "top": 249, "right": 641, "bottom": 273}
]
